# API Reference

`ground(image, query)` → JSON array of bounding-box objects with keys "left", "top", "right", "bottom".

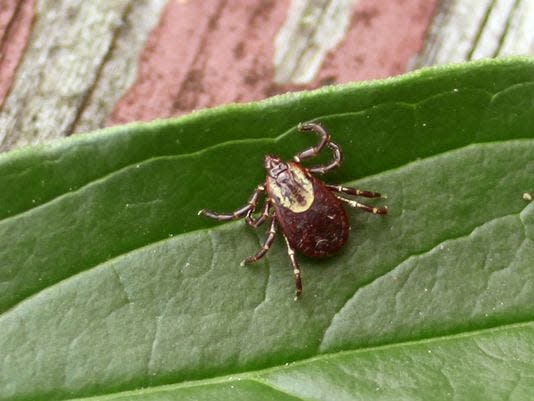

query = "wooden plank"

[
  {"left": 74, "top": 0, "right": 168, "bottom": 134},
  {"left": 108, "top": 0, "right": 291, "bottom": 125},
  {"left": 0, "top": 0, "right": 167, "bottom": 151},
  {"left": 0, "top": 0, "right": 437, "bottom": 151},
  {"left": 274, "top": 0, "right": 356, "bottom": 84},
  {"left": 499, "top": 1, "right": 534, "bottom": 56},
  {"left": 109, "top": 0, "right": 436, "bottom": 125},
  {"left": 411, "top": 0, "right": 534, "bottom": 68},
  {"left": 0, "top": 0, "right": 34, "bottom": 104}
]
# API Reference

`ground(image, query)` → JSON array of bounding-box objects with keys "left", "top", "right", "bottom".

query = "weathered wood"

[
  {"left": 73, "top": 0, "right": 168, "bottom": 134},
  {"left": 411, "top": 0, "right": 534, "bottom": 68},
  {"left": 0, "top": 0, "right": 34, "bottom": 104},
  {"left": 109, "top": 0, "right": 436, "bottom": 125},
  {"left": 13, "top": 0, "right": 531, "bottom": 152},
  {"left": 274, "top": 0, "right": 355, "bottom": 84},
  {"left": 108, "top": 0, "right": 290, "bottom": 125},
  {"left": 0, "top": 0, "right": 436, "bottom": 152},
  {"left": 0, "top": 0, "right": 166, "bottom": 151}
]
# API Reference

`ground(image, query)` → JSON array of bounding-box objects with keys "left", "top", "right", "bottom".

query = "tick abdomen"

[{"left": 267, "top": 163, "right": 349, "bottom": 258}]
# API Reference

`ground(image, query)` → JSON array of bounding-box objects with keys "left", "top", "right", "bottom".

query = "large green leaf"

[{"left": 1, "top": 58, "right": 533, "bottom": 400}]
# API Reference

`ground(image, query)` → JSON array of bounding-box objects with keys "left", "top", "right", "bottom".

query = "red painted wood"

[
  {"left": 109, "top": 0, "right": 288, "bottom": 125},
  {"left": 0, "top": 0, "right": 35, "bottom": 105},
  {"left": 318, "top": 0, "right": 438, "bottom": 83},
  {"left": 110, "top": 0, "right": 438, "bottom": 125}
]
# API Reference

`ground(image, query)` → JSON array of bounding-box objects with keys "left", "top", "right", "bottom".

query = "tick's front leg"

[
  {"left": 246, "top": 202, "right": 271, "bottom": 228},
  {"left": 307, "top": 142, "right": 343, "bottom": 175},
  {"left": 199, "top": 184, "right": 265, "bottom": 221},
  {"left": 283, "top": 234, "right": 302, "bottom": 300},
  {"left": 294, "top": 122, "right": 330, "bottom": 162},
  {"left": 293, "top": 121, "right": 343, "bottom": 174}
]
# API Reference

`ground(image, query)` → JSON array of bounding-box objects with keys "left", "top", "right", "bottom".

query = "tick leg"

[
  {"left": 246, "top": 202, "right": 271, "bottom": 228},
  {"left": 294, "top": 122, "right": 343, "bottom": 174},
  {"left": 199, "top": 184, "right": 265, "bottom": 221},
  {"left": 294, "top": 122, "right": 330, "bottom": 162},
  {"left": 283, "top": 234, "right": 302, "bottom": 300},
  {"left": 326, "top": 184, "right": 384, "bottom": 199},
  {"left": 307, "top": 141, "right": 343, "bottom": 175},
  {"left": 335, "top": 195, "right": 388, "bottom": 215},
  {"left": 241, "top": 218, "right": 277, "bottom": 265}
]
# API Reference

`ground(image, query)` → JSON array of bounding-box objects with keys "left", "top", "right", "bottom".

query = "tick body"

[
  {"left": 199, "top": 122, "right": 387, "bottom": 299},
  {"left": 266, "top": 160, "right": 349, "bottom": 258}
]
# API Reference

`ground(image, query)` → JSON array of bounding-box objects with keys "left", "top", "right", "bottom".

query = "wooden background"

[{"left": 1, "top": 0, "right": 533, "bottom": 152}]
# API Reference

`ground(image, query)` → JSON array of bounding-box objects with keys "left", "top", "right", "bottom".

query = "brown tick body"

[
  {"left": 266, "top": 160, "right": 349, "bottom": 258},
  {"left": 199, "top": 122, "right": 387, "bottom": 299}
]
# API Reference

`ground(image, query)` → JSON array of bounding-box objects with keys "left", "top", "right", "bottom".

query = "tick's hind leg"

[
  {"left": 198, "top": 184, "right": 265, "bottom": 221},
  {"left": 241, "top": 218, "right": 277, "bottom": 266},
  {"left": 335, "top": 195, "right": 388, "bottom": 215},
  {"left": 326, "top": 184, "right": 384, "bottom": 199},
  {"left": 283, "top": 234, "right": 302, "bottom": 300}
]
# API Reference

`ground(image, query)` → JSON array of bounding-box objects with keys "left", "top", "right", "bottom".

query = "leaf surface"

[{"left": 0, "top": 58, "right": 533, "bottom": 401}]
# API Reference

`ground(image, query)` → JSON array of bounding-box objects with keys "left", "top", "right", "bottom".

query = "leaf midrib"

[{"left": 60, "top": 319, "right": 534, "bottom": 401}]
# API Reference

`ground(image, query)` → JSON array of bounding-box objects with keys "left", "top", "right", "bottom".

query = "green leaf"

[{"left": 1, "top": 58, "right": 534, "bottom": 401}]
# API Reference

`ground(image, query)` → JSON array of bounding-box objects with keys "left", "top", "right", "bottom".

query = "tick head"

[{"left": 264, "top": 154, "right": 288, "bottom": 178}]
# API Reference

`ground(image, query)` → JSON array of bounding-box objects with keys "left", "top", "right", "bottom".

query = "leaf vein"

[
  {"left": 248, "top": 378, "right": 316, "bottom": 401},
  {"left": 319, "top": 206, "right": 530, "bottom": 352}
]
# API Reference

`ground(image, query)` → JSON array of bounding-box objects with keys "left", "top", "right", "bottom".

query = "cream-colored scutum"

[{"left": 269, "top": 167, "right": 314, "bottom": 213}]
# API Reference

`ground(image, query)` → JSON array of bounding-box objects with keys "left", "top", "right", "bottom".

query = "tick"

[{"left": 198, "top": 122, "right": 387, "bottom": 299}]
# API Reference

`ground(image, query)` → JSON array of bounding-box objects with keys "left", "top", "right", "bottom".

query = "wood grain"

[
  {"left": 411, "top": 0, "right": 534, "bottom": 68},
  {"left": 0, "top": 0, "right": 34, "bottom": 105},
  {"left": 274, "top": 0, "right": 356, "bottom": 84},
  {"left": 0, "top": 0, "right": 166, "bottom": 151},
  {"left": 109, "top": 0, "right": 436, "bottom": 125},
  {"left": 0, "top": 0, "right": 436, "bottom": 151},
  {"left": 3, "top": 0, "right": 533, "bottom": 152}
]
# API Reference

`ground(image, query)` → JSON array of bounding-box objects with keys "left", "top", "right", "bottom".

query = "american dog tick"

[{"left": 199, "top": 122, "right": 387, "bottom": 299}]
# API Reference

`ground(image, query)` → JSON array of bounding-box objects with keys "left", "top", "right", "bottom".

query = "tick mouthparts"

[{"left": 264, "top": 154, "right": 277, "bottom": 167}]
